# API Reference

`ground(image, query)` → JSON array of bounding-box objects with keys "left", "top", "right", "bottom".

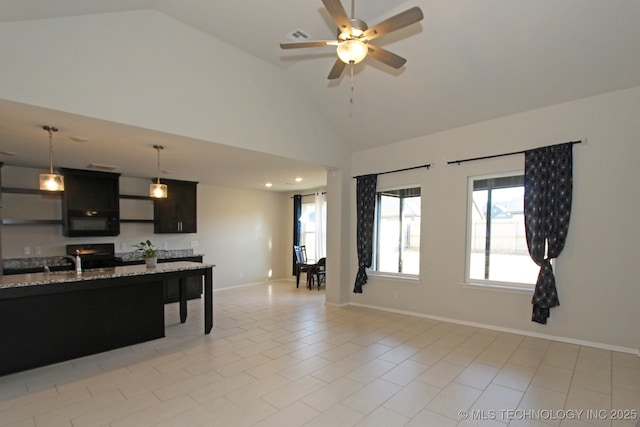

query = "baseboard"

[
  {"left": 325, "top": 301, "right": 350, "bottom": 308},
  {"left": 348, "top": 302, "right": 639, "bottom": 356},
  {"left": 214, "top": 278, "right": 299, "bottom": 292},
  {"left": 213, "top": 281, "right": 268, "bottom": 292}
]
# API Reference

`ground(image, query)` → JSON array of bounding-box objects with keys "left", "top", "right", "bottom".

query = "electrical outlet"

[
  {"left": 163, "top": 241, "right": 168, "bottom": 249},
  {"left": 23, "top": 246, "right": 31, "bottom": 255},
  {"left": 35, "top": 246, "right": 42, "bottom": 255},
  {"left": 393, "top": 290, "right": 399, "bottom": 299},
  {"left": 191, "top": 240, "right": 199, "bottom": 248},
  {"left": 120, "top": 242, "right": 127, "bottom": 251}
]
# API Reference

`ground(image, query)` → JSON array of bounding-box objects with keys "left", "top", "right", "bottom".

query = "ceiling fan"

[{"left": 280, "top": 0, "right": 424, "bottom": 80}]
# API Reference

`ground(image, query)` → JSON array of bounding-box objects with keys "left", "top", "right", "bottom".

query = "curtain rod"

[
  {"left": 353, "top": 163, "right": 431, "bottom": 179},
  {"left": 447, "top": 140, "right": 583, "bottom": 166},
  {"left": 290, "top": 191, "right": 327, "bottom": 199}
]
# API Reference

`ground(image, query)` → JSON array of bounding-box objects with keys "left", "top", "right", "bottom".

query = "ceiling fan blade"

[
  {"left": 363, "top": 6, "right": 424, "bottom": 41},
  {"left": 321, "top": 0, "right": 352, "bottom": 35},
  {"left": 367, "top": 44, "right": 407, "bottom": 69},
  {"left": 327, "top": 58, "right": 347, "bottom": 79},
  {"left": 280, "top": 40, "right": 338, "bottom": 49}
]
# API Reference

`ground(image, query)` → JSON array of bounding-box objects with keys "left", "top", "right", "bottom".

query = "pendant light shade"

[
  {"left": 39, "top": 125, "right": 64, "bottom": 192},
  {"left": 150, "top": 182, "right": 167, "bottom": 198},
  {"left": 150, "top": 145, "right": 168, "bottom": 198},
  {"left": 39, "top": 173, "right": 64, "bottom": 191}
]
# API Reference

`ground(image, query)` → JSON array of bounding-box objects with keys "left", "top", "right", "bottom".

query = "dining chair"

[
  {"left": 312, "top": 257, "right": 326, "bottom": 290},
  {"left": 294, "top": 245, "right": 311, "bottom": 288}
]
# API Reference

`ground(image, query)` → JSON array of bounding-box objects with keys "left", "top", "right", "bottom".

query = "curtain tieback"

[{"left": 354, "top": 267, "right": 368, "bottom": 294}]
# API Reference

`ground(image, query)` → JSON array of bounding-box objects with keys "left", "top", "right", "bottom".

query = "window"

[
  {"left": 467, "top": 173, "right": 538, "bottom": 288},
  {"left": 300, "top": 202, "right": 317, "bottom": 260},
  {"left": 299, "top": 196, "right": 326, "bottom": 263},
  {"left": 372, "top": 187, "right": 421, "bottom": 275}
]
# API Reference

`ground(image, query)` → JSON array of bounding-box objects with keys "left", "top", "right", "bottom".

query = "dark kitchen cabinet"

[
  {"left": 153, "top": 179, "right": 197, "bottom": 234},
  {"left": 60, "top": 168, "right": 120, "bottom": 237},
  {"left": 162, "top": 256, "right": 203, "bottom": 303},
  {"left": 1, "top": 163, "right": 3, "bottom": 276},
  {"left": 116, "top": 255, "right": 203, "bottom": 303}
]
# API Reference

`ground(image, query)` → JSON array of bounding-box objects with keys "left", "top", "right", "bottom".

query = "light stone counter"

[{"left": 0, "top": 261, "right": 213, "bottom": 290}]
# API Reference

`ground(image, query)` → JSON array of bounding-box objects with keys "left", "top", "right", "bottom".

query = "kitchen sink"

[{"left": 45, "top": 270, "right": 77, "bottom": 276}]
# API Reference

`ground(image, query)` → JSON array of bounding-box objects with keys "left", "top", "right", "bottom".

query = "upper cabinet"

[
  {"left": 153, "top": 179, "right": 197, "bottom": 234},
  {"left": 60, "top": 168, "right": 121, "bottom": 237}
]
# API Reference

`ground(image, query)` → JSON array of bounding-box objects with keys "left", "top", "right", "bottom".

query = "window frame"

[
  {"left": 370, "top": 185, "right": 422, "bottom": 279},
  {"left": 299, "top": 197, "right": 326, "bottom": 263},
  {"left": 464, "top": 171, "right": 536, "bottom": 292}
]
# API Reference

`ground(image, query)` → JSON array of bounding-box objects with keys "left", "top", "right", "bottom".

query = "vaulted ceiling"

[{"left": 2, "top": 0, "right": 640, "bottom": 190}]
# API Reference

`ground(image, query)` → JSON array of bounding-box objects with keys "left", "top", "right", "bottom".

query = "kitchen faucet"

[{"left": 61, "top": 251, "right": 82, "bottom": 273}]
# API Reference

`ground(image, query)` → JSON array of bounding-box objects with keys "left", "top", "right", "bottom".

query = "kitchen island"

[{"left": 0, "top": 262, "right": 213, "bottom": 376}]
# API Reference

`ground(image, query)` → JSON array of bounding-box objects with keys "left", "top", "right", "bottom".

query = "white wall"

[
  {"left": 0, "top": 10, "right": 349, "bottom": 168},
  {"left": 198, "top": 183, "right": 290, "bottom": 289},
  {"left": 346, "top": 86, "right": 640, "bottom": 353},
  {"left": 325, "top": 168, "right": 354, "bottom": 306},
  {"left": 2, "top": 165, "right": 291, "bottom": 289}
]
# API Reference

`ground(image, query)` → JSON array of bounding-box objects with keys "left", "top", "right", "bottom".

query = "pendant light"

[
  {"left": 39, "top": 125, "right": 64, "bottom": 191},
  {"left": 149, "top": 144, "right": 168, "bottom": 198}
]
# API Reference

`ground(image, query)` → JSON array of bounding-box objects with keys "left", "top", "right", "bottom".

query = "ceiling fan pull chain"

[{"left": 350, "top": 62, "right": 355, "bottom": 104}]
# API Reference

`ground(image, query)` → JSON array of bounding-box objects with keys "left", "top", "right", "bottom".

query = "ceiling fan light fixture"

[
  {"left": 350, "top": 28, "right": 364, "bottom": 38},
  {"left": 39, "top": 125, "right": 64, "bottom": 192},
  {"left": 336, "top": 39, "right": 368, "bottom": 64}
]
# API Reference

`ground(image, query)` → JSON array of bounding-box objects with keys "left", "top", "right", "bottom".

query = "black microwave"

[{"left": 63, "top": 209, "right": 120, "bottom": 237}]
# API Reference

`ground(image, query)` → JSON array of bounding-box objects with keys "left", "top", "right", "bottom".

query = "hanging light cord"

[
  {"left": 43, "top": 125, "right": 58, "bottom": 174},
  {"left": 154, "top": 144, "right": 163, "bottom": 184}
]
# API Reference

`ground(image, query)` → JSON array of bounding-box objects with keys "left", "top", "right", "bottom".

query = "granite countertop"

[
  {"left": 116, "top": 249, "right": 201, "bottom": 263},
  {"left": 2, "top": 249, "right": 202, "bottom": 272},
  {"left": 0, "top": 261, "right": 213, "bottom": 290}
]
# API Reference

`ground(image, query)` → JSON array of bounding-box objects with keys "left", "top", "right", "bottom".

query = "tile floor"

[{"left": 0, "top": 280, "right": 638, "bottom": 426}]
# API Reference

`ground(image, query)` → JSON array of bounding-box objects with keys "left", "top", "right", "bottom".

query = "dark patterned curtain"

[
  {"left": 524, "top": 142, "right": 573, "bottom": 324},
  {"left": 353, "top": 174, "right": 377, "bottom": 293},
  {"left": 292, "top": 195, "right": 302, "bottom": 275}
]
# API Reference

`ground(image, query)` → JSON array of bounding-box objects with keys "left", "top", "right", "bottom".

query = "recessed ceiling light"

[
  {"left": 265, "top": 182, "right": 273, "bottom": 188},
  {"left": 295, "top": 177, "right": 303, "bottom": 182}
]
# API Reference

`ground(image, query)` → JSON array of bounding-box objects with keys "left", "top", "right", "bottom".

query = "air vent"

[
  {"left": 87, "top": 163, "right": 118, "bottom": 171},
  {"left": 286, "top": 29, "right": 311, "bottom": 41},
  {"left": 69, "top": 136, "right": 89, "bottom": 142}
]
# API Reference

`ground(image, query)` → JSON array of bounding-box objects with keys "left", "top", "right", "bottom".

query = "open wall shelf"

[{"left": 1, "top": 187, "right": 155, "bottom": 225}]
